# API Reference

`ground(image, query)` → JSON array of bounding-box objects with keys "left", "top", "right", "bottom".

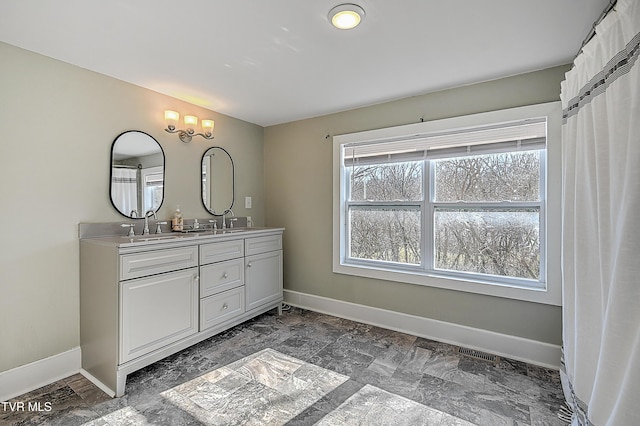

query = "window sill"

[{"left": 333, "top": 260, "right": 561, "bottom": 306}]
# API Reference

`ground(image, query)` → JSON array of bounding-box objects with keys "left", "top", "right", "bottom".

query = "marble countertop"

[{"left": 80, "top": 227, "right": 285, "bottom": 248}]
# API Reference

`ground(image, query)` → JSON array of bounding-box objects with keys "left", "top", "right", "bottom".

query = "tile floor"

[{"left": 1, "top": 307, "right": 566, "bottom": 425}]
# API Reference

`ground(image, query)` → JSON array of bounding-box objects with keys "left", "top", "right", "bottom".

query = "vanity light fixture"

[
  {"left": 328, "top": 3, "right": 365, "bottom": 30},
  {"left": 164, "top": 110, "right": 215, "bottom": 143}
]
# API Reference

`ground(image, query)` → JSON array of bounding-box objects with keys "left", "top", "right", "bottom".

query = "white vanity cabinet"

[
  {"left": 80, "top": 227, "right": 283, "bottom": 398},
  {"left": 245, "top": 235, "right": 283, "bottom": 312}
]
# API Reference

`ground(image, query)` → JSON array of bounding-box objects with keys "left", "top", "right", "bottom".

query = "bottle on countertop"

[{"left": 172, "top": 205, "right": 183, "bottom": 231}]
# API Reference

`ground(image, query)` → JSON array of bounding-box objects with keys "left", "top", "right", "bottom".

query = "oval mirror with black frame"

[
  {"left": 202, "top": 147, "right": 234, "bottom": 215},
  {"left": 110, "top": 130, "right": 165, "bottom": 219}
]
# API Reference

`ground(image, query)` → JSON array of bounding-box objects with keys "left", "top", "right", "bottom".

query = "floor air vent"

[{"left": 456, "top": 346, "right": 500, "bottom": 364}]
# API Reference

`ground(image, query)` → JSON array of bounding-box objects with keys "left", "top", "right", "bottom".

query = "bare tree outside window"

[
  {"left": 434, "top": 209, "right": 540, "bottom": 279},
  {"left": 434, "top": 152, "right": 540, "bottom": 202},
  {"left": 350, "top": 162, "right": 422, "bottom": 201},
  {"left": 349, "top": 162, "right": 421, "bottom": 264},
  {"left": 346, "top": 152, "right": 542, "bottom": 280},
  {"left": 433, "top": 151, "right": 541, "bottom": 279},
  {"left": 350, "top": 207, "right": 421, "bottom": 264}
]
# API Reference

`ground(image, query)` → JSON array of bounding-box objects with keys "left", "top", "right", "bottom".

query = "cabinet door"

[
  {"left": 245, "top": 250, "right": 283, "bottom": 312},
  {"left": 120, "top": 268, "right": 198, "bottom": 363}
]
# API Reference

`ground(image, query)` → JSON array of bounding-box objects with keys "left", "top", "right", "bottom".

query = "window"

[
  {"left": 348, "top": 161, "right": 423, "bottom": 265},
  {"left": 142, "top": 166, "right": 164, "bottom": 212},
  {"left": 333, "top": 102, "right": 562, "bottom": 305},
  {"left": 432, "top": 151, "right": 543, "bottom": 282}
]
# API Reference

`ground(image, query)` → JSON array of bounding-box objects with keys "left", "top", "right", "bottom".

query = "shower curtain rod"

[
  {"left": 573, "top": 0, "right": 618, "bottom": 63},
  {"left": 113, "top": 164, "right": 142, "bottom": 169}
]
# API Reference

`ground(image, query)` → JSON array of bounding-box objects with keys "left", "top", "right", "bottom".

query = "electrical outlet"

[{"left": 245, "top": 196, "right": 252, "bottom": 208}]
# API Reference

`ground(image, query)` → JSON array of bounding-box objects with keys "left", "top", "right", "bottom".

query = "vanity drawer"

[
  {"left": 200, "top": 239, "right": 244, "bottom": 265},
  {"left": 200, "top": 258, "right": 244, "bottom": 298},
  {"left": 120, "top": 246, "right": 198, "bottom": 281},
  {"left": 245, "top": 235, "right": 282, "bottom": 256},
  {"left": 200, "top": 287, "right": 245, "bottom": 331}
]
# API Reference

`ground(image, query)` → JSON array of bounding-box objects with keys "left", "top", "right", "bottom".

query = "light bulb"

[
  {"left": 329, "top": 4, "right": 365, "bottom": 30},
  {"left": 184, "top": 115, "right": 198, "bottom": 129},
  {"left": 202, "top": 119, "right": 215, "bottom": 135},
  {"left": 164, "top": 110, "right": 179, "bottom": 128}
]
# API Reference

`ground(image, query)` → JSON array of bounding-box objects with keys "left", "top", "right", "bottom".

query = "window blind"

[{"left": 344, "top": 118, "right": 546, "bottom": 166}]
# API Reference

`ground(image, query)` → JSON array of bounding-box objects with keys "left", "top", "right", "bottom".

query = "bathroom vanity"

[{"left": 79, "top": 226, "right": 283, "bottom": 397}]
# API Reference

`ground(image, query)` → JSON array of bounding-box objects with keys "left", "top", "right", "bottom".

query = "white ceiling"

[{"left": 0, "top": 0, "right": 608, "bottom": 127}]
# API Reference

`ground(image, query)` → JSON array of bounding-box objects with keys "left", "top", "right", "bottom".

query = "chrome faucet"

[
  {"left": 221, "top": 209, "right": 234, "bottom": 230},
  {"left": 143, "top": 210, "right": 157, "bottom": 235}
]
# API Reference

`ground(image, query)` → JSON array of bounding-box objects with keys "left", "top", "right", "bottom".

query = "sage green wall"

[
  {"left": 0, "top": 42, "right": 264, "bottom": 372},
  {"left": 264, "top": 65, "right": 570, "bottom": 346},
  {"left": 0, "top": 39, "right": 567, "bottom": 375}
]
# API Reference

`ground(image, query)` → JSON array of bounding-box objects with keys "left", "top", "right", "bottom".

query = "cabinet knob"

[
  {"left": 222, "top": 303, "right": 229, "bottom": 310},
  {"left": 223, "top": 273, "right": 228, "bottom": 279},
  {"left": 247, "top": 262, "right": 252, "bottom": 268}
]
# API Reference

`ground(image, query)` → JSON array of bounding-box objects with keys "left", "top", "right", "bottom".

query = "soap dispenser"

[{"left": 172, "top": 205, "right": 183, "bottom": 231}]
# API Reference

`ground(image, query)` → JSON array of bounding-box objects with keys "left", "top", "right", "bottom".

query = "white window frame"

[{"left": 332, "top": 102, "right": 562, "bottom": 305}]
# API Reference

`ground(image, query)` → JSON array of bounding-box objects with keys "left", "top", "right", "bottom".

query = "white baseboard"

[
  {"left": 284, "top": 290, "right": 561, "bottom": 369},
  {"left": 0, "top": 347, "right": 81, "bottom": 402},
  {"left": 0, "top": 292, "right": 560, "bottom": 402}
]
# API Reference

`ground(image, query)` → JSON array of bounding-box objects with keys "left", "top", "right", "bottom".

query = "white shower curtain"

[
  {"left": 560, "top": 0, "right": 640, "bottom": 424},
  {"left": 111, "top": 167, "right": 138, "bottom": 216}
]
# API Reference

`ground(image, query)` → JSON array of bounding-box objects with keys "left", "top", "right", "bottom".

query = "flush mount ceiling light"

[{"left": 328, "top": 3, "right": 365, "bottom": 30}]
